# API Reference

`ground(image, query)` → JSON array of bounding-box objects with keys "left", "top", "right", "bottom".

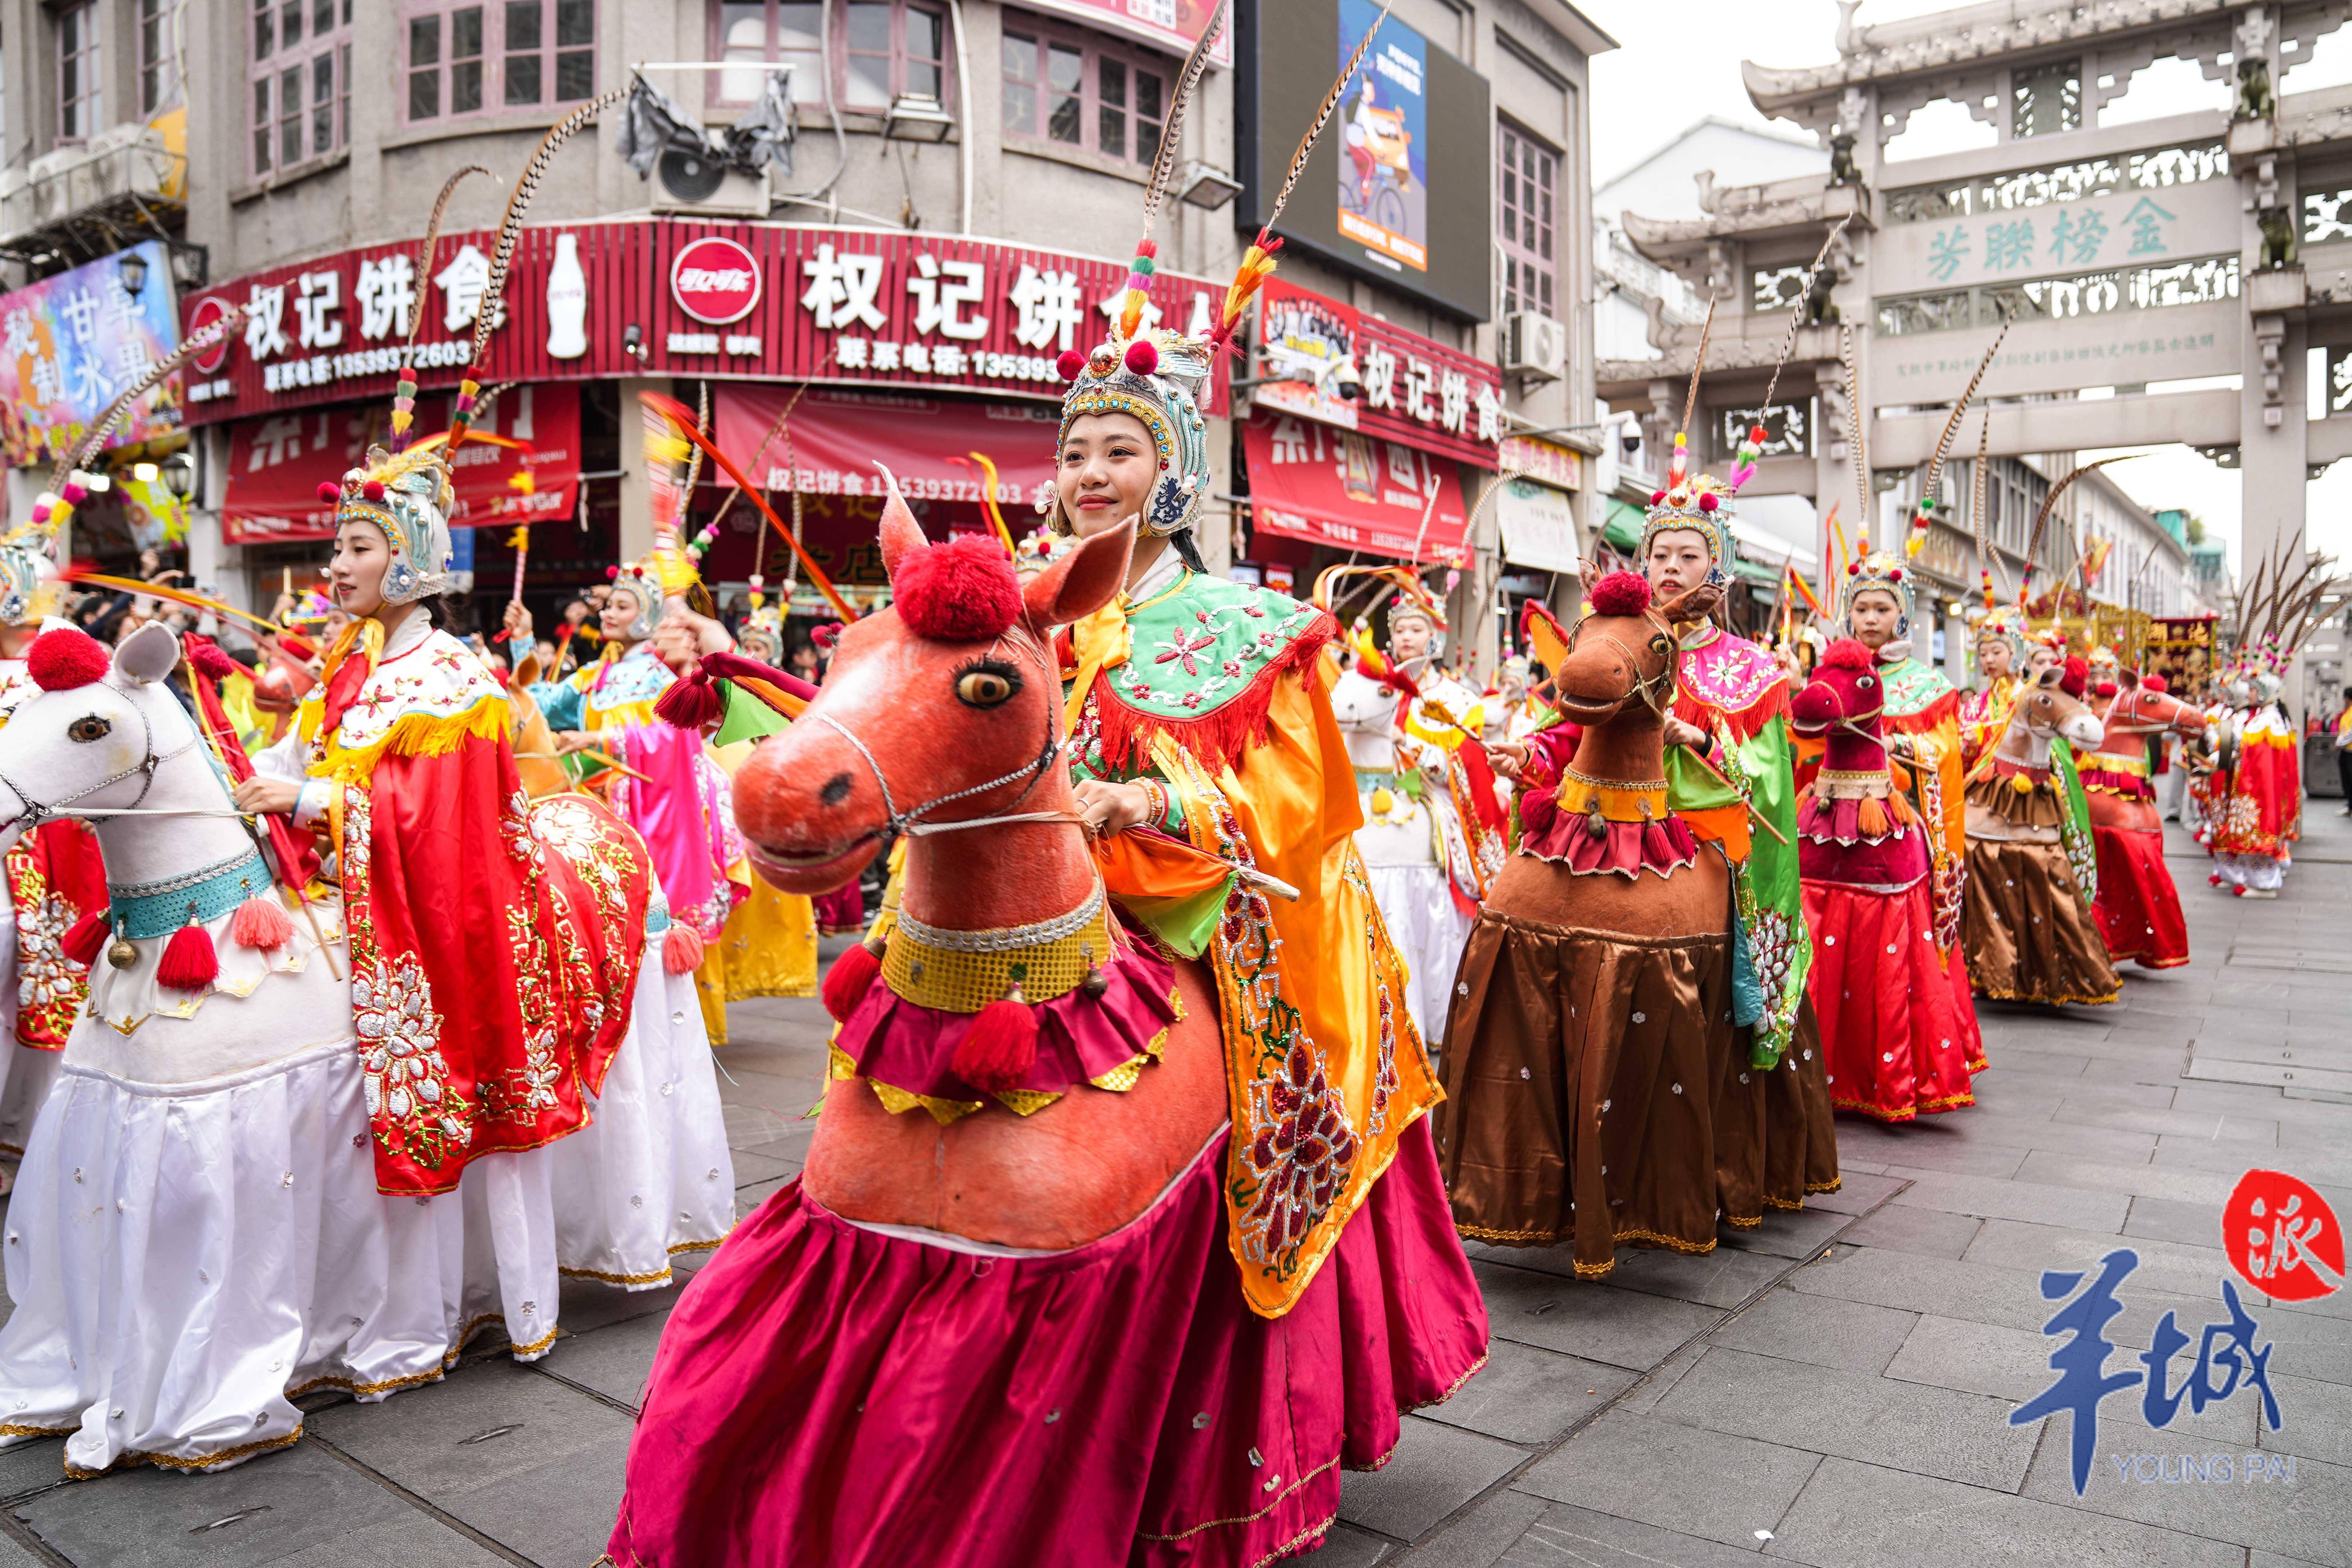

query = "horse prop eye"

[
  {"left": 954, "top": 662, "right": 1022, "bottom": 709},
  {"left": 1649, "top": 634, "right": 1674, "bottom": 658},
  {"left": 66, "top": 715, "right": 111, "bottom": 743},
  {"left": 1856, "top": 675, "right": 1876, "bottom": 690}
]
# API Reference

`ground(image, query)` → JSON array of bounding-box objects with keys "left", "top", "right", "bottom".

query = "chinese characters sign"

[
  {"left": 0, "top": 241, "right": 181, "bottom": 467},
  {"left": 1242, "top": 410, "right": 1469, "bottom": 563},
  {"left": 2225, "top": 1169, "right": 2344, "bottom": 1304},
  {"left": 711, "top": 384, "right": 1058, "bottom": 509},
  {"left": 1253, "top": 277, "right": 1501, "bottom": 467},
  {"left": 180, "top": 223, "right": 1228, "bottom": 426},
  {"left": 1876, "top": 177, "right": 2239, "bottom": 295}
]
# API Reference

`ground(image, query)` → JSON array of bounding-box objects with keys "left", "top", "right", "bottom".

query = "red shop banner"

[
  {"left": 221, "top": 383, "right": 580, "bottom": 545},
  {"left": 714, "top": 385, "right": 1061, "bottom": 510},
  {"left": 1253, "top": 276, "right": 1501, "bottom": 468},
  {"left": 180, "top": 222, "right": 1227, "bottom": 427},
  {"left": 1242, "top": 410, "right": 1469, "bottom": 563}
]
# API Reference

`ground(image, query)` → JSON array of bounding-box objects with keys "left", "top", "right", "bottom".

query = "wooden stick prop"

[{"left": 639, "top": 391, "right": 859, "bottom": 621}]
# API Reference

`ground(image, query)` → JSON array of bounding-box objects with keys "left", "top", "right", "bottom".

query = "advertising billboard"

[
  {"left": 1237, "top": 0, "right": 1491, "bottom": 321},
  {"left": 1253, "top": 276, "right": 1503, "bottom": 466},
  {"left": 0, "top": 240, "right": 183, "bottom": 466}
]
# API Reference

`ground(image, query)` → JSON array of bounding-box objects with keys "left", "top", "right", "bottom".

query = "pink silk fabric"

[
  {"left": 606, "top": 1118, "right": 1488, "bottom": 1568},
  {"left": 617, "top": 722, "right": 741, "bottom": 936}
]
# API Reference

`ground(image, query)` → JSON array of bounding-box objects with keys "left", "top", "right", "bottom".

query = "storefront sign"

[
  {"left": 181, "top": 223, "right": 1227, "bottom": 426},
  {"left": 1025, "top": 0, "right": 1232, "bottom": 65},
  {"left": 1242, "top": 410, "right": 1468, "bottom": 562},
  {"left": 1494, "top": 476, "right": 1578, "bottom": 573},
  {"left": 1253, "top": 277, "right": 1501, "bottom": 467},
  {"left": 1498, "top": 434, "right": 1581, "bottom": 491},
  {"left": 0, "top": 240, "right": 182, "bottom": 467},
  {"left": 221, "top": 383, "right": 579, "bottom": 545},
  {"left": 713, "top": 385, "right": 1059, "bottom": 508}
]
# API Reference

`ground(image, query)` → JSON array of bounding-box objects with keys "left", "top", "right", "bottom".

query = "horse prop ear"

[
  {"left": 876, "top": 463, "right": 926, "bottom": 583},
  {"left": 113, "top": 621, "right": 180, "bottom": 687},
  {"left": 1656, "top": 581, "right": 1722, "bottom": 625},
  {"left": 1024, "top": 518, "right": 1134, "bottom": 630}
]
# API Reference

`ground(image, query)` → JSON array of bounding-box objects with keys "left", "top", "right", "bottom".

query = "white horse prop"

[
  {"left": 1330, "top": 662, "right": 1480, "bottom": 1042},
  {"left": 0, "top": 623, "right": 729, "bottom": 1477}
]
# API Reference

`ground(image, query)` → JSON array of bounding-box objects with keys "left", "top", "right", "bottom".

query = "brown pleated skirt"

[
  {"left": 1715, "top": 998, "right": 1843, "bottom": 1228},
  {"left": 1964, "top": 836, "right": 2121, "bottom": 1007},
  {"left": 1436, "top": 894, "right": 1733, "bottom": 1279}
]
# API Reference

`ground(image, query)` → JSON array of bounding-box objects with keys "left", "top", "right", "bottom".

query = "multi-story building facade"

[{"left": 0, "top": 0, "right": 1608, "bottom": 680}]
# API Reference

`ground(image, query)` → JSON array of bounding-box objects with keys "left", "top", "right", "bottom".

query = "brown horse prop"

[{"left": 1438, "top": 571, "right": 1733, "bottom": 1277}]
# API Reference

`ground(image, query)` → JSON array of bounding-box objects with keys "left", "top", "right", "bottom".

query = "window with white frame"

[
  {"left": 58, "top": 2, "right": 102, "bottom": 143},
  {"left": 1499, "top": 122, "right": 1557, "bottom": 318},
  {"left": 251, "top": 0, "right": 352, "bottom": 176},
  {"left": 406, "top": 1, "right": 595, "bottom": 123},
  {"left": 1000, "top": 22, "right": 1165, "bottom": 166},
  {"left": 140, "top": 0, "right": 186, "bottom": 117},
  {"left": 711, "top": 1, "right": 945, "bottom": 109}
]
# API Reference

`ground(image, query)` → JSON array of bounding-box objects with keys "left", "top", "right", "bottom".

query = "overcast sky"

[{"left": 1579, "top": 0, "right": 2352, "bottom": 570}]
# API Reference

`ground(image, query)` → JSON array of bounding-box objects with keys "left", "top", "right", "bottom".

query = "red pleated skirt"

[
  {"left": 606, "top": 1117, "right": 1489, "bottom": 1568},
  {"left": 2092, "top": 824, "right": 2190, "bottom": 969},
  {"left": 1801, "top": 878, "right": 1978, "bottom": 1122}
]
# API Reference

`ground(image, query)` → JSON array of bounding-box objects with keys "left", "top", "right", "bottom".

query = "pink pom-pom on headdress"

[
  {"left": 363, "top": 480, "right": 386, "bottom": 501},
  {"left": 1821, "top": 638, "right": 1875, "bottom": 673},
  {"left": 1056, "top": 350, "right": 1087, "bottom": 382},
  {"left": 1698, "top": 493, "right": 1719, "bottom": 512},
  {"left": 60, "top": 482, "right": 87, "bottom": 505},
  {"left": 316, "top": 481, "right": 343, "bottom": 504},
  {"left": 1124, "top": 338, "right": 1159, "bottom": 376},
  {"left": 1587, "top": 571, "right": 1653, "bottom": 617},
  {"left": 893, "top": 533, "right": 1022, "bottom": 642}
]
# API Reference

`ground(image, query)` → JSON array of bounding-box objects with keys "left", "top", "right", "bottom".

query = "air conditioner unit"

[
  {"left": 1503, "top": 310, "right": 1566, "bottom": 382},
  {"left": 651, "top": 150, "right": 770, "bottom": 217}
]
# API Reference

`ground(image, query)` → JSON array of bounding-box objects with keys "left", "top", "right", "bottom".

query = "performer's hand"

[
  {"left": 233, "top": 776, "right": 302, "bottom": 816},
  {"left": 656, "top": 606, "right": 733, "bottom": 669},
  {"left": 553, "top": 729, "right": 599, "bottom": 756},
  {"left": 1073, "top": 778, "right": 1151, "bottom": 838},
  {"left": 1663, "top": 716, "right": 1709, "bottom": 750},
  {"left": 1485, "top": 740, "right": 1530, "bottom": 780},
  {"left": 502, "top": 601, "right": 534, "bottom": 643}
]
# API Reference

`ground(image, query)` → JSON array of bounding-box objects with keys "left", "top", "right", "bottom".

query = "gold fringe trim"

[
  {"left": 511, "top": 1323, "right": 561, "bottom": 1357},
  {"left": 1254, "top": 1514, "right": 1342, "bottom": 1568},
  {"left": 1721, "top": 1213, "right": 1763, "bottom": 1230},
  {"left": 670, "top": 1235, "right": 725, "bottom": 1255},
  {"left": 1136, "top": 1455, "right": 1342, "bottom": 1542},
  {"left": 0, "top": 1421, "right": 73, "bottom": 1439},
  {"left": 560, "top": 1262, "right": 674, "bottom": 1287},
  {"left": 1972, "top": 983, "right": 2121, "bottom": 1006},
  {"left": 63, "top": 1426, "right": 302, "bottom": 1479},
  {"left": 287, "top": 1365, "right": 446, "bottom": 1400},
  {"left": 309, "top": 692, "right": 510, "bottom": 786}
]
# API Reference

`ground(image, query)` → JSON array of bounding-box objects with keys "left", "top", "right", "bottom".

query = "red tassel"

[
  {"left": 1516, "top": 783, "right": 1558, "bottom": 841},
  {"left": 952, "top": 989, "right": 1039, "bottom": 1095},
  {"left": 60, "top": 910, "right": 108, "bottom": 968},
  {"left": 821, "top": 939, "right": 882, "bottom": 1023},
  {"left": 230, "top": 894, "right": 294, "bottom": 953},
  {"left": 654, "top": 670, "right": 724, "bottom": 731},
  {"left": 663, "top": 922, "right": 705, "bottom": 975},
  {"left": 157, "top": 921, "right": 220, "bottom": 993}
]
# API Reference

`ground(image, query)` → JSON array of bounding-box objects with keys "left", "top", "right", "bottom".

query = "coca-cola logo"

[
  {"left": 670, "top": 236, "right": 763, "bottom": 325},
  {"left": 188, "top": 295, "right": 234, "bottom": 374}
]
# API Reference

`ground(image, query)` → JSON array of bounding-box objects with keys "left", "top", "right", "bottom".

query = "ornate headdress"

[
  {"left": 321, "top": 444, "right": 457, "bottom": 606},
  {"left": 1642, "top": 472, "right": 1735, "bottom": 567},
  {"left": 1841, "top": 549, "right": 1917, "bottom": 655},
  {"left": 1968, "top": 600, "right": 2027, "bottom": 667},
  {"left": 0, "top": 541, "right": 56, "bottom": 628},
  {"left": 1054, "top": 0, "right": 1384, "bottom": 543},
  {"left": 609, "top": 530, "right": 701, "bottom": 642}
]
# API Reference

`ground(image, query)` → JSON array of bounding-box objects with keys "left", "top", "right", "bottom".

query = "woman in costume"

[
  {"left": 1807, "top": 551, "right": 1983, "bottom": 1114},
  {"left": 1631, "top": 480, "right": 1836, "bottom": 1220},
  {"left": 1958, "top": 602, "right": 2027, "bottom": 773},
  {"left": 2209, "top": 654, "right": 2298, "bottom": 897},
  {"left": 0, "top": 542, "right": 102, "bottom": 1163},
  {"left": 508, "top": 549, "right": 818, "bottom": 1032}
]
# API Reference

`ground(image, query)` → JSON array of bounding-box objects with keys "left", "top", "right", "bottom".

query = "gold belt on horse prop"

[
  {"left": 883, "top": 882, "right": 1115, "bottom": 1012},
  {"left": 1556, "top": 765, "right": 1667, "bottom": 824}
]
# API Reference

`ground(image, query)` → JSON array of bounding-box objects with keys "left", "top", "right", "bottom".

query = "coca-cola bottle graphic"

[{"left": 546, "top": 233, "right": 588, "bottom": 359}]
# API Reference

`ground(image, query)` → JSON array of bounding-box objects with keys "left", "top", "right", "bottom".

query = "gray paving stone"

[
  {"left": 2019, "top": 1403, "right": 2352, "bottom": 1566},
  {"left": 1827, "top": 1132, "right": 2029, "bottom": 1178},
  {"left": 1785, "top": 1243, "right": 2051, "bottom": 1333},
  {"left": 535, "top": 1309, "right": 669, "bottom": 1411},
  {"left": 1612, "top": 1342, "right": 1706, "bottom": 1417},
  {"left": 437, "top": 1438, "right": 631, "bottom": 1567},
  {"left": 737, "top": 1174, "right": 796, "bottom": 1209},
  {"left": 728, "top": 1148, "right": 799, "bottom": 1187},
  {"left": 2013, "top": 1151, "right": 2239, "bottom": 1207},
  {"left": 556, "top": 1272, "right": 685, "bottom": 1336},
  {"left": 1605, "top": 1245, "right": 1794, "bottom": 1309},
  {"left": 307, "top": 1357, "right": 635, "bottom": 1513},
  {"left": 1498, "top": 1502, "right": 1778, "bottom": 1567},
  {"left": 1885, "top": 1168, "right": 2133, "bottom": 1232},
  {"left": 1717, "top": 1205, "right": 1854, "bottom": 1260},
  {"left": 2263, "top": 1374, "right": 2352, "bottom": 1467},
  {"left": 2049, "top": 1105, "right": 2236, "bottom": 1144},
  {"left": 1471, "top": 1261, "right": 1724, "bottom": 1372},
  {"left": 0, "top": 1438, "right": 66, "bottom": 1504},
  {"left": 271, "top": 1516, "right": 512, "bottom": 1567},
  {"left": 1417, "top": 1338, "right": 1634, "bottom": 1447},
  {"left": 1336, "top": 1416, "right": 1520, "bottom": 1542},
  {"left": 1988, "top": 1048, "right": 2094, "bottom": 1077},
  {"left": 10, "top": 1438, "right": 470, "bottom": 1568},
  {"left": 1802, "top": 1172, "right": 1908, "bottom": 1216},
  {"left": 1884, "top": 1315, "right": 2253, "bottom": 1447},
  {"left": 0, "top": 1530, "right": 39, "bottom": 1568},
  {"left": 1835, "top": 1202, "right": 1985, "bottom": 1259},
  {"left": 1705, "top": 1290, "right": 1919, "bottom": 1377},
  {"left": 1961, "top": 1217, "right": 2235, "bottom": 1302},
  {"left": 1653, "top": 1344, "right": 2038, "bottom": 1491},
  {"left": 1891, "top": 1117, "right": 2162, "bottom": 1162},
  {"left": 1294, "top": 1522, "right": 1391, "bottom": 1565},
  {"left": 1763, "top": 1454, "right": 2244, "bottom": 1568},
  {"left": 1513, "top": 1410, "right": 1821, "bottom": 1550},
  {"left": 1400, "top": 1487, "right": 1549, "bottom": 1568},
  {"left": 2153, "top": 1140, "right": 2352, "bottom": 1188},
  {"left": 2124, "top": 1195, "right": 2228, "bottom": 1248}
]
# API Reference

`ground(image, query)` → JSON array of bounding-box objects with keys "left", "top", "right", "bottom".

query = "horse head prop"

[
  {"left": 730, "top": 482, "right": 1134, "bottom": 929},
  {"left": 0, "top": 623, "right": 214, "bottom": 857},
  {"left": 1999, "top": 657, "right": 2104, "bottom": 764},
  {"left": 2099, "top": 673, "right": 2205, "bottom": 741},
  {"left": 1790, "top": 638, "right": 1892, "bottom": 773}
]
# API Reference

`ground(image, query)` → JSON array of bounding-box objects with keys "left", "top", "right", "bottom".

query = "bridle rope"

[{"left": 0, "top": 680, "right": 207, "bottom": 832}]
